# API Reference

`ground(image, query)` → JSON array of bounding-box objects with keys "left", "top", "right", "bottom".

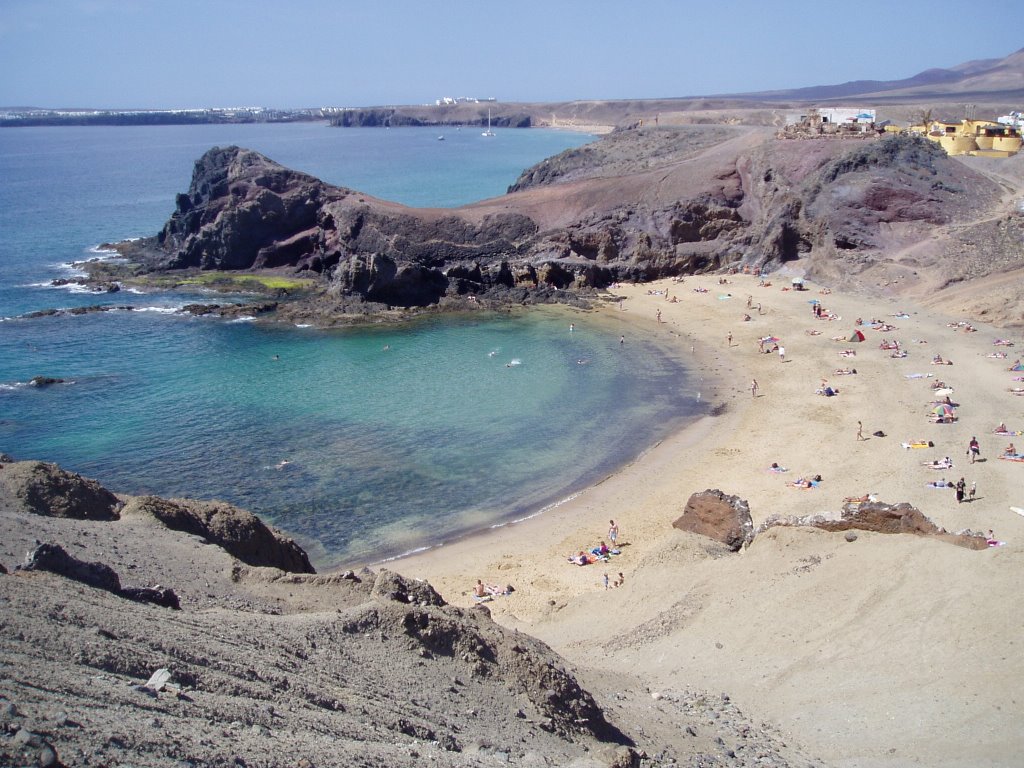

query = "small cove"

[{"left": 0, "top": 124, "right": 704, "bottom": 567}]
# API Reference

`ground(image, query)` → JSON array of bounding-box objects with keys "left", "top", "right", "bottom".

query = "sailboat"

[{"left": 481, "top": 108, "right": 495, "bottom": 137}]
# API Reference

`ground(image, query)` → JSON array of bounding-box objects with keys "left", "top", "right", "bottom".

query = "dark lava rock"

[
  {"left": 119, "top": 495, "right": 314, "bottom": 573},
  {"left": 673, "top": 489, "right": 754, "bottom": 551},
  {"left": 20, "top": 542, "right": 122, "bottom": 593},
  {"left": 0, "top": 461, "right": 122, "bottom": 520},
  {"left": 120, "top": 585, "right": 181, "bottom": 609}
]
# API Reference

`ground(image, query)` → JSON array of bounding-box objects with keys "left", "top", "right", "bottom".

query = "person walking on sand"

[
  {"left": 656, "top": 309, "right": 662, "bottom": 323},
  {"left": 968, "top": 437, "right": 980, "bottom": 464},
  {"left": 608, "top": 519, "right": 619, "bottom": 548},
  {"left": 727, "top": 331, "right": 732, "bottom": 347},
  {"left": 603, "top": 572, "right": 610, "bottom": 590},
  {"left": 969, "top": 480, "right": 977, "bottom": 501},
  {"left": 751, "top": 379, "right": 759, "bottom": 397},
  {"left": 956, "top": 477, "right": 966, "bottom": 504},
  {"left": 856, "top": 421, "right": 865, "bottom": 441},
  {"left": 778, "top": 345, "right": 785, "bottom": 362}
]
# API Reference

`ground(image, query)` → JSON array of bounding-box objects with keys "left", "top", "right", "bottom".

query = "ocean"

[{"left": 0, "top": 123, "right": 703, "bottom": 568}]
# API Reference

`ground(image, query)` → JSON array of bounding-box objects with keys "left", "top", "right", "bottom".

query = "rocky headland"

[{"left": 83, "top": 123, "right": 1024, "bottom": 327}]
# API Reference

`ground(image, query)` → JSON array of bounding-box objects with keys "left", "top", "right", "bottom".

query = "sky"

[{"left": 0, "top": 0, "right": 1020, "bottom": 109}]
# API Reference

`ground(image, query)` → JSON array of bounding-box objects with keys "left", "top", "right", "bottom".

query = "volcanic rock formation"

[{"left": 106, "top": 128, "right": 1005, "bottom": 319}]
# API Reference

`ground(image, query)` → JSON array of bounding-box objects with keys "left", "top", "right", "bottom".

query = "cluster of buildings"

[
  {"left": 780, "top": 107, "right": 1022, "bottom": 157},
  {"left": 910, "top": 113, "right": 1023, "bottom": 157},
  {"left": 433, "top": 96, "right": 496, "bottom": 106}
]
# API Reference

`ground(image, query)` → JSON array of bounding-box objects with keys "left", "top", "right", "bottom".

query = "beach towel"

[
  {"left": 904, "top": 373, "right": 932, "bottom": 379},
  {"left": 902, "top": 440, "right": 934, "bottom": 449},
  {"left": 999, "top": 455, "right": 1024, "bottom": 462}
]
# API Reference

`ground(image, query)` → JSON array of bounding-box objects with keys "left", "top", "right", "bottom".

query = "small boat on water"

[
  {"left": 482, "top": 108, "right": 495, "bottom": 137},
  {"left": 437, "top": 135, "right": 445, "bottom": 141}
]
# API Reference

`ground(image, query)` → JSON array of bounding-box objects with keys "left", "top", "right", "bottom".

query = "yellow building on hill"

[{"left": 911, "top": 117, "right": 1022, "bottom": 157}]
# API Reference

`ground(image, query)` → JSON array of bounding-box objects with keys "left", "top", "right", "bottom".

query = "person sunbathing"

[
  {"left": 568, "top": 551, "right": 588, "bottom": 566},
  {"left": 834, "top": 368, "right": 857, "bottom": 375},
  {"left": 843, "top": 493, "right": 871, "bottom": 503}
]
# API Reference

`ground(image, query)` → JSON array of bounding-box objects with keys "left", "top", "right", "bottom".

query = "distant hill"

[{"left": 719, "top": 48, "right": 1024, "bottom": 103}]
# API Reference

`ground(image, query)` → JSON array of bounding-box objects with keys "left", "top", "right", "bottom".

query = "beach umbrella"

[
  {"left": 932, "top": 403, "right": 955, "bottom": 417},
  {"left": 761, "top": 336, "right": 780, "bottom": 343},
  {"left": 808, "top": 299, "right": 820, "bottom": 305}
]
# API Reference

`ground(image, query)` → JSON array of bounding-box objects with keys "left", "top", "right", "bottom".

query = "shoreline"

[
  {"left": 394, "top": 272, "right": 1024, "bottom": 766},
  {"left": 314, "top": 299, "right": 713, "bottom": 571}
]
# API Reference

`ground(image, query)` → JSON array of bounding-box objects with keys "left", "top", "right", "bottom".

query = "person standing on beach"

[
  {"left": 751, "top": 379, "right": 759, "bottom": 397},
  {"left": 608, "top": 519, "right": 619, "bottom": 548},
  {"left": 856, "top": 421, "right": 865, "bottom": 441},
  {"left": 969, "top": 480, "right": 977, "bottom": 501},
  {"left": 956, "top": 477, "right": 966, "bottom": 503},
  {"left": 656, "top": 309, "right": 662, "bottom": 323},
  {"left": 968, "top": 437, "right": 980, "bottom": 463},
  {"left": 727, "top": 331, "right": 733, "bottom": 347},
  {"left": 778, "top": 345, "right": 785, "bottom": 362}
]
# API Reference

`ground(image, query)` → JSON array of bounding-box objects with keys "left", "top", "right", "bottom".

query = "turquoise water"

[{"left": 0, "top": 124, "right": 702, "bottom": 568}]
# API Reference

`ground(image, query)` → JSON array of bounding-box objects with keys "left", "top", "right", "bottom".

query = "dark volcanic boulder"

[
  {"left": 20, "top": 542, "right": 121, "bottom": 592},
  {"left": 673, "top": 489, "right": 754, "bottom": 551},
  {"left": 120, "top": 495, "right": 314, "bottom": 573},
  {"left": 0, "top": 461, "right": 121, "bottom": 520}
]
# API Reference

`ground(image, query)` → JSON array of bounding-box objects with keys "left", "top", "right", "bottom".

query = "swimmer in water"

[{"left": 275, "top": 459, "right": 291, "bottom": 469}]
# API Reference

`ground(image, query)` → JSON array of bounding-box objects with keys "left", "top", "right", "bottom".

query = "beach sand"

[{"left": 396, "top": 273, "right": 1024, "bottom": 767}]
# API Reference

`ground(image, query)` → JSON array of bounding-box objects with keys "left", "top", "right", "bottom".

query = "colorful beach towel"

[{"left": 902, "top": 440, "right": 934, "bottom": 449}]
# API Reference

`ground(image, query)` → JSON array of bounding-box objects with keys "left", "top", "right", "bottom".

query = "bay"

[{"left": 0, "top": 123, "right": 702, "bottom": 568}]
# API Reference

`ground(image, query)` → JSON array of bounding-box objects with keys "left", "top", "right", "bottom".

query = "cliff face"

[{"left": 122, "top": 129, "right": 1003, "bottom": 312}]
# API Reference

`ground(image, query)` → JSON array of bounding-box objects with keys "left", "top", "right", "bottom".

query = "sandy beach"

[{"left": 397, "top": 272, "right": 1024, "bottom": 767}]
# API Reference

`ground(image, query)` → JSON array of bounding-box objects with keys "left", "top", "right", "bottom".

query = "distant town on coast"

[{"left": 0, "top": 96, "right": 500, "bottom": 127}]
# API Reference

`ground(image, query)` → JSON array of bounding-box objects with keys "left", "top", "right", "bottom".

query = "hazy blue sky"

[{"left": 1, "top": 0, "right": 1020, "bottom": 109}]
